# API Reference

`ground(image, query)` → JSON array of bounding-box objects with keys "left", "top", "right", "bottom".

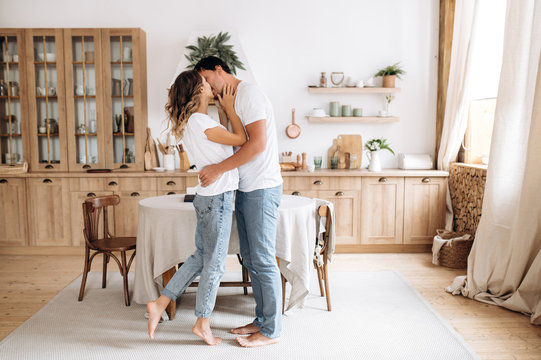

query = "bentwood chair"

[
  {"left": 281, "top": 204, "right": 332, "bottom": 312},
  {"left": 78, "top": 195, "right": 136, "bottom": 306}
]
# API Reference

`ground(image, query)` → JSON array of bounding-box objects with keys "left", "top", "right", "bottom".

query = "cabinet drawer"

[
  {"left": 69, "top": 178, "right": 106, "bottom": 191},
  {"left": 106, "top": 177, "right": 157, "bottom": 191},
  {"left": 283, "top": 176, "right": 361, "bottom": 191},
  {"left": 157, "top": 177, "right": 185, "bottom": 191}
]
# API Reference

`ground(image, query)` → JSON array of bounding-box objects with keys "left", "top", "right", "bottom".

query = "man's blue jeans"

[
  {"left": 235, "top": 184, "right": 283, "bottom": 338},
  {"left": 162, "top": 191, "right": 234, "bottom": 318}
]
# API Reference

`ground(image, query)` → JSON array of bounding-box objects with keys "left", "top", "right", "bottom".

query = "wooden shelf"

[
  {"left": 111, "top": 95, "right": 133, "bottom": 98},
  {"left": 34, "top": 62, "right": 57, "bottom": 65},
  {"left": 37, "top": 133, "right": 60, "bottom": 137},
  {"left": 110, "top": 61, "right": 133, "bottom": 65},
  {"left": 74, "top": 95, "right": 97, "bottom": 99},
  {"left": 113, "top": 132, "right": 135, "bottom": 136},
  {"left": 0, "top": 134, "right": 22, "bottom": 137},
  {"left": 74, "top": 133, "right": 97, "bottom": 136},
  {"left": 0, "top": 96, "right": 20, "bottom": 99},
  {"left": 307, "top": 116, "right": 399, "bottom": 123},
  {"left": 36, "top": 96, "right": 58, "bottom": 99},
  {"left": 307, "top": 87, "right": 401, "bottom": 94},
  {"left": 72, "top": 61, "right": 95, "bottom": 65},
  {"left": 0, "top": 62, "right": 19, "bottom": 65}
]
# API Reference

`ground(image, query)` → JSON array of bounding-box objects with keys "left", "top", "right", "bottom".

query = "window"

[{"left": 460, "top": 0, "right": 506, "bottom": 165}]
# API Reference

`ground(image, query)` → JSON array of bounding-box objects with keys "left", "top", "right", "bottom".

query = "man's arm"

[{"left": 198, "top": 119, "right": 266, "bottom": 187}]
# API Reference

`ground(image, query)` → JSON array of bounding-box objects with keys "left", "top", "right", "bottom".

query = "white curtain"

[
  {"left": 437, "top": 0, "right": 479, "bottom": 229},
  {"left": 448, "top": 0, "right": 541, "bottom": 325}
]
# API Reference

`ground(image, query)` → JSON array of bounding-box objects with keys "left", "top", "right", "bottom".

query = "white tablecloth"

[{"left": 133, "top": 194, "right": 316, "bottom": 311}]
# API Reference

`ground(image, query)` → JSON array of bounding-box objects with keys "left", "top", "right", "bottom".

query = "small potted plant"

[
  {"left": 375, "top": 62, "right": 405, "bottom": 88},
  {"left": 364, "top": 138, "right": 395, "bottom": 172}
]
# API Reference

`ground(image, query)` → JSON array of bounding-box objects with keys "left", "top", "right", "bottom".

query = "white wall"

[{"left": 0, "top": 0, "right": 439, "bottom": 168}]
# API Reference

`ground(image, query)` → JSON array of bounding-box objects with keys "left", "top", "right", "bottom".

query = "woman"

[{"left": 147, "top": 70, "right": 246, "bottom": 345}]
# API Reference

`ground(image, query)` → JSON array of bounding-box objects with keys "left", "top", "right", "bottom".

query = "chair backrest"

[
  {"left": 82, "top": 195, "right": 120, "bottom": 247},
  {"left": 317, "top": 205, "right": 332, "bottom": 258}
]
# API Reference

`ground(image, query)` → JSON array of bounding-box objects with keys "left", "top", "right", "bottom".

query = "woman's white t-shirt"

[
  {"left": 234, "top": 81, "right": 282, "bottom": 192},
  {"left": 182, "top": 113, "right": 239, "bottom": 196}
]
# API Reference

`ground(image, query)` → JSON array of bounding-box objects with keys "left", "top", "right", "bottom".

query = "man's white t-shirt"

[
  {"left": 182, "top": 113, "right": 239, "bottom": 196},
  {"left": 234, "top": 81, "right": 282, "bottom": 192}
]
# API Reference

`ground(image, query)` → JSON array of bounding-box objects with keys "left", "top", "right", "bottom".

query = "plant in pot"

[
  {"left": 184, "top": 32, "right": 246, "bottom": 75},
  {"left": 375, "top": 62, "right": 405, "bottom": 88},
  {"left": 364, "top": 138, "right": 395, "bottom": 172}
]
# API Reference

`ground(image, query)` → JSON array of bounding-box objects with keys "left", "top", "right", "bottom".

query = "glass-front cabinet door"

[
  {"left": 0, "top": 29, "right": 28, "bottom": 167},
  {"left": 101, "top": 29, "right": 146, "bottom": 171},
  {"left": 25, "top": 29, "right": 68, "bottom": 171},
  {"left": 64, "top": 29, "right": 105, "bottom": 171}
]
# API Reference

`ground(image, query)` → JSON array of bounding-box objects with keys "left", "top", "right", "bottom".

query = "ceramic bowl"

[
  {"left": 152, "top": 167, "right": 165, "bottom": 172},
  {"left": 310, "top": 108, "right": 328, "bottom": 117}
]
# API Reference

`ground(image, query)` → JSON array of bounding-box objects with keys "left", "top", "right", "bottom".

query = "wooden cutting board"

[{"left": 327, "top": 135, "right": 363, "bottom": 169}]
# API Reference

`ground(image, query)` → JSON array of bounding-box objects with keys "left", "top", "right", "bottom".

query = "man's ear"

[{"left": 214, "top": 65, "right": 223, "bottom": 74}]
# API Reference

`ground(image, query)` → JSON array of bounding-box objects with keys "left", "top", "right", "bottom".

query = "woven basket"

[{"left": 436, "top": 229, "right": 474, "bottom": 269}]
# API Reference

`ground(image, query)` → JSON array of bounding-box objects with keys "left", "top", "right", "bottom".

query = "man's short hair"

[{"left": 194, "top": 56, "right": 232, "bottom": 74}]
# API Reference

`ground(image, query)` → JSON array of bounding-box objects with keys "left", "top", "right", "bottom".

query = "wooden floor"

[{"left": 0, "top": 252, "right": 540, "bottom": 359}]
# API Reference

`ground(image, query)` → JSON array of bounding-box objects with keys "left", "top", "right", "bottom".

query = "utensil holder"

[{"left": 163, "top": 154, "right": 175, "bottom": 170}]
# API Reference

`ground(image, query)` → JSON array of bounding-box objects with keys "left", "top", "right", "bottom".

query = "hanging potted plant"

[
  {"left": 375, "top": 62, "right": 406, "bottom": 88},
  {"left": 184, "top": 32, "right": 246, "bottom": 75}
]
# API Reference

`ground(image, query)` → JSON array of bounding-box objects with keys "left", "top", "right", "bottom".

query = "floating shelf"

[
  {"left": 307, "top": 116, "right": 399, "bottom": 123},
  {"left": 75, "top": 133, "right": 97, "bottom": 136},
  {"left": 307, "top": 87, "right": 401, "bottom": 94},
  {"left": 0, "top": 134, "right": 22, "bottom": 137}
]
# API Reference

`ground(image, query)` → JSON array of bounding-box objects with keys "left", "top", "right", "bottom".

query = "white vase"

[{"left": 367, "top": 150, "right": 382, "bottom": 172}]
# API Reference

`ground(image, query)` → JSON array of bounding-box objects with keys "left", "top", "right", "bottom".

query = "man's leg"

[{"left": 235, "top": 185, "right": 282, "bottom": 347}]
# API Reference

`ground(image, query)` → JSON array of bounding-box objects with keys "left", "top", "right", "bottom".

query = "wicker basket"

[{"left": 436, "top": 229, "right": 474, "bottom": 269}]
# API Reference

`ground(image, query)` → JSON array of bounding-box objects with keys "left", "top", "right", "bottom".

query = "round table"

[{"left": 133, "top": 193, "right": 316, "bottom": 311}]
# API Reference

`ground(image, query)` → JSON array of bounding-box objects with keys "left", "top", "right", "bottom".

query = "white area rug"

[{"left": 0, "top": 271, "right": 478, "bottom": 360}]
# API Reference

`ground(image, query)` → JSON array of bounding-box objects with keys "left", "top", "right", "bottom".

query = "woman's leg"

[
  {"left": 192, "top": 191, "right": 234, "bottom": 345},
  {"left": 147, "top": 202, "right": 207, "bottom": 339}
]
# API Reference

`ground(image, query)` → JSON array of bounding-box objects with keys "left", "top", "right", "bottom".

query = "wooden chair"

[
  {"left": 281, "top": 204, "right": 332, "bottom": 312},
  {"left": 78, "top": 195, "right": 136, "bottom": 306}
]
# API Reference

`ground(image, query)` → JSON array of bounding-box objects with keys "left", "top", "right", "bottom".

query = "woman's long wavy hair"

[{"left": 165, "top": 70, "right": 203, "bottom": 141}]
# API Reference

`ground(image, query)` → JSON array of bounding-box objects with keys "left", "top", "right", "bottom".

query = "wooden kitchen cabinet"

[
  {"left": 0, "top": 29, "right": 30, "bottom": 168},
  {"left": 101, "top": 28, "right": 147, "bottom": 171},
  {"left": 106, "top": 177, "right": 156, "bottom": 237},
  {"left": 27, "top": 177, "right": 71, "bottom": 245},
  {"left": 318, "top": 189, "right": 361, "bottom": 245},
  {"left": 0, "top": 177, "right": 27, "bottom": 245},
  {"left": 24, "top": 29, "right": 69, "bottom": 172},
  {"left": 360, "top": 176, "right": 404, "bottom": 245},
  {"left": 403, "top": 176, "right": 447, "bottom": 244}
]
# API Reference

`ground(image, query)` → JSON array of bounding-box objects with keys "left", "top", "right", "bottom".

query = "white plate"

[{"left": 152, "top": 167, "right": 165, "bottom": 172}]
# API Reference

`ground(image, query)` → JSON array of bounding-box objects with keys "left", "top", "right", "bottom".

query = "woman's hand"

[{"left": 217, "top": 84, "right": 236, "bottom": 112}]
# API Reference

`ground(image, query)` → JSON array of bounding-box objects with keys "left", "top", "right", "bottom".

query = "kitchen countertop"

[{"left": 1, "top": 168, "right": 448, "bottom": 177}]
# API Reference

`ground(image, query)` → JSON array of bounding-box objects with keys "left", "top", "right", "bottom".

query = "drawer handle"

[
  {"left": 43, "top": 178, "right": 52, "bottom": 184},
  {"left": 87, "top": 192, "right": 96, "bottom": 197},
  {"left": 292, "top": 191, "right": 300, "bottom": 196},
  {"left": 45, "top": 164, "right": 54, "bottom": 169},
  {"left": 130, "top": 192, "right": 140, "bottom": 197},
  {"left": 108, "top": 181, "right": 118, "bottom": 186},
  {"left": 335, "top": 191, "right": 344, "bottom": 196},
  {"left": 120, "top": 164, "right": 129, "bottom": 169},
  {"left": 166, "top": 181, "right": 176, "bottom": 186},
  {"left": 0, "top": 179, "right": 7, "bottom": 184},
  {"left": 422, "top": 177, "right": 431, "bottom": 183},
  {"left": 378, "top": 177, "right": 388, "bottom": 183},
  {"left": 313, "top": 180, "right": 323, "bottom": 185},
  {"left": 167, "top": 192, "right": 176, "bottom": 195},
  {"left": 82, "top": 164, "right": 91, "bottom": 169}
]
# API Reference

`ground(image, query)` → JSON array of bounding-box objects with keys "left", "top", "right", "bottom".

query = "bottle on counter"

[{"left": 320, "top": 72, "right": 327, "bottom": 88}]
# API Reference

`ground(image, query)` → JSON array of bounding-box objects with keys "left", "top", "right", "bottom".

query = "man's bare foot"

[
  {"left": 147, "top": 301, "right": 163, "bottom": 339},
  {"left": 192, "top": 318, "right": 222, "bottom": 345},
  {"left": 230, "top": 323, "right": 260, "bottom": 335},
  {"left": 236, "top": 331, "right": 280, "bottom": 347}
]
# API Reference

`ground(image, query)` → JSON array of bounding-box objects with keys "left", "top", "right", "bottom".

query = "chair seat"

[{"left": 90, "top": 237, "right": 137, "bottom": 251}]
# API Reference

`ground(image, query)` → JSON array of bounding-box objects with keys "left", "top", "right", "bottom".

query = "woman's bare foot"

[
  {"left": 192, "top": 318, "right": 222, "bottom": 345},
  {"left": 236, "top": 332, "right": 280, "bottom": 347},
  {"left": 147, "top": 295, "right": 171, "bottom": 339},
  {"left": 230, "top": 323, "right": 260, "bottom": 335}
]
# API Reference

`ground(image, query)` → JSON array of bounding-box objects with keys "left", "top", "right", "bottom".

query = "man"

[{"left": 195, "top": 56, "right": 283, "bottom": 348}]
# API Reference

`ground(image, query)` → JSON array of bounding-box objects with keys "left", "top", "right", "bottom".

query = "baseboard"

[
  {"left": 335, "top": 244, "right": 432, "bottom": 253},
  {"left": 0, "top": 246, "right": 86, "bottom": 256}
]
